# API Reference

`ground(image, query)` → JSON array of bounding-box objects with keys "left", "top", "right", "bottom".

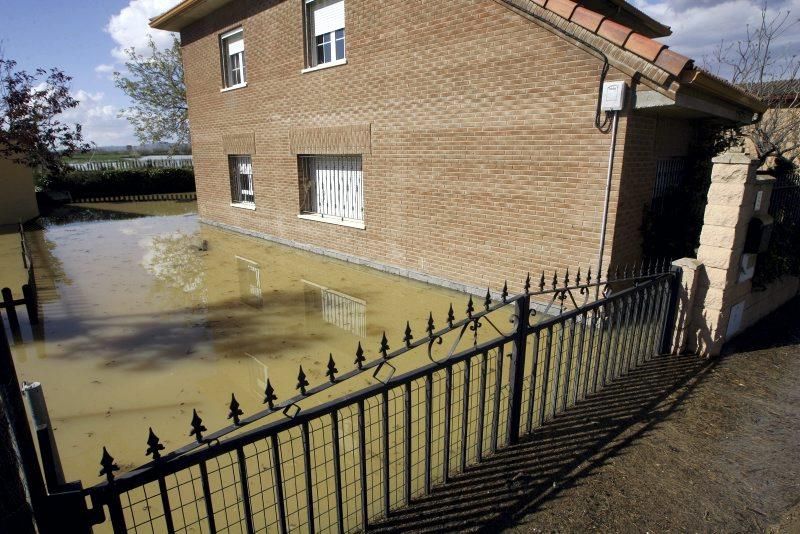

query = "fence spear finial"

[
  {"left": 587, "top": 266, "right": 593, "bottom": 285},
  {"left": 264, "top": 379, "right": 278, "bottom": 409},
  {"left": 564, "top": 268, "right": 570, "bottom": 288},
  {"left": 228, "top": 394, "right": 243, "bottom": 425},
  {"left": 484, "top": 288, "right": 492, "bottom": 310},
  {"left": 575, "top": 268, "right": 582, "bottom": 286},
  {"left": 354, "top": 341, "right": 366, "bottom": 369},
  {"left": 403, "top": 322, "right": 413, "bottom": 347},
  {"left": 426, "top": 312, "right": 435, "bottom": 337},
  {"left": 447, "top": 304, "right": 455, "bottom": 327},
  {"left": 466, "top": 295, "right": 475, "bottom": 318},
  {"left": 380, "top": 332, "right": 390, "bottom": 359},
  {"left": 539, "top": 271, "right": 546, "bottom": 292},
  {"left": 524, "top": 273, "right": 531, "bottom": 294},
  {"left": 145, "top": 428, "right": 165, "bottom": 461},
  {"left": 502, "top": 281, "right": 509, "bottom": 302},
  {"left": 552, "top": 270, "right": 558, "bottom": 291},
  {"left": 326, "top": 354, "right": 338, "bottom": 383},
  {"left": 99, "top": 447, "right": 119, "bottom": 481},
  {"left": 190, "top": 409, "right": 206, "bottom": 443},
  {"left": 297, "top": 366, "right": 309, "bottom": 395}
]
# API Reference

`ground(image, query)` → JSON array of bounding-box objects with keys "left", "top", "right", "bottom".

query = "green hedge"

[{"left": 40, "top": 168, "right": 195, "bottom": 197}]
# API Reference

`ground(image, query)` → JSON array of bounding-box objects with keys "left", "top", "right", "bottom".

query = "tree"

[
  {"left": 115, "top": 35, "right": 189, "bottom": 148},
  {"left": 0, "top": 57, "right": 90, "bottom": 175},
  {"left": 712, "top": 3, "right": 800, "bottom": 165}
]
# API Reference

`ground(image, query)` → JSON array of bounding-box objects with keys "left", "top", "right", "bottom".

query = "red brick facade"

[{"left": 179, "top": 0, "right": 692, "bottom": 293}]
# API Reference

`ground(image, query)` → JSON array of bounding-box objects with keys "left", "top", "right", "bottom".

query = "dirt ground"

[{"left": 370, "top": 299, "right": 800, "bottom": 533}]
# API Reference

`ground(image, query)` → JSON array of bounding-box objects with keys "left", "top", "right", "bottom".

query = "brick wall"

[{"left": 181, "top": 0, "right": 670, "bottom": 293}]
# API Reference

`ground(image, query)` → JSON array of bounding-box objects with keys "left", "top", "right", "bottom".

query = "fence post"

[
  {"left": 0, "top": 317, "right": 47, "bottom": 532},
  {"left": 506, "top": 295, "right": 529, "bottom": 445},
  {"left": 660, "top": 266, "right": 683, "bottom": 355}
]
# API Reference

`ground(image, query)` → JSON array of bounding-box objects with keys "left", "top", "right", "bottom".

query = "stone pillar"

[
  {"left": 690, "top": 147, "right": 759, "bottom": 356},
  {"left": 670, "top": 258, "right": 702, "bottom": 354}
]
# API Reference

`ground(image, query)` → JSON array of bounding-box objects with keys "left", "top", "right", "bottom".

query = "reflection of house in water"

[
  {"left": 302, "top": 280, "right": 366, "bottom": 338},
  {"left": 236, "top": 256, "right": 263, "bottom": 308}
]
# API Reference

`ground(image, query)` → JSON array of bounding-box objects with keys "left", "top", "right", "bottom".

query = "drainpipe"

[{"left": 597, "top": 109, "right": 621, "bottom": 296}]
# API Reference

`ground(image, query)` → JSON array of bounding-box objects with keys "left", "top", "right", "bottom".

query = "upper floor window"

[
  {"left": 305, "top": 0, "right": 346, "bottom": 68},
  {"left": 221, "top": 28, "right": 246, "bottom": 88}
]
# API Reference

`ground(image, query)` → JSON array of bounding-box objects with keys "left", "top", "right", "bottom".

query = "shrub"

[{"left": 40, "top": 167, "right": 195, "bottom": 198}]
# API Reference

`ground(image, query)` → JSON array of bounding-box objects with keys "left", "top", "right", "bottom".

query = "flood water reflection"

[{"left": 9, "top": 202, "right": 467, "bottom": 484}]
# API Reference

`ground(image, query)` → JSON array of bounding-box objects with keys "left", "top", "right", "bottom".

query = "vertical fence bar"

[
  {"left": 236, "top": 447, "right": 256, "bottom": 534},
  {"left": 301, "top": 423, "right": 315, "bottom": 534},
  {"left": 357, "top": 400, "right": 368, "bottom": 531},
  {"left": 538, "top": 326, "right": 553, "bottom": 427},
  {"left": 270, "top": 434, "right": 288, "bottom": 534},
  {"left": 592, "top": 304, "right": 607, "bottom": 393},
  {"left": 2, "top": 288, "right": 21, "bottom": 337},
  {"left": 198, "top": 461, "right": 217, "bottom": 533},
  {"left": 330, "top": 412, "right": 345, "bottom": 534},
  {"left": 660, "top": 269, "right": 683, "bottom": 355},
  {"left": 582, "top": 308, "right": 597, "bottom": 399},
  {"left": 423, "top": 375, "right": 432, "bottom": 495},
  {"left": 403, "top": 382, "right": 412, "bottom": 506},
  {"left": 616, "top": 294, "right": 634, "bottom": 378},
  {"left": 106, "top": 489, "right": 128, "bottom": 533},
  {"left": 526, "top": 331, "right": 540, "bottom": 433},
  {"left": 561, "top": 316, "right": 576, "bottom": 412},
  {"left": 475, "top": 353, "right": 487, "bottom": 462},
  {"left": 381, "top": 390, "right": 390, "bottom": 517},
  {"left": 460, "top": 359, "right": 471, "bottom": 472},
  {"left": 156, "top": 474, "right": 176, "bottom": 534},
  {"left": 551, "top": 319, "right": 565, "bottom": 420},
  {"left": 490, "top": 346, "right": 504, "bottom": 453},
  {"left": 507, "top": 296, "right": 529, "bottom": 444},
  {"left": 443, "top": 367, "right": 452, "bottom": 482}
]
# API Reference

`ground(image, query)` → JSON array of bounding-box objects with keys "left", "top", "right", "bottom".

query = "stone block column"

[{"left": 690, "top": 148, "right": 759, "bottom": 356}]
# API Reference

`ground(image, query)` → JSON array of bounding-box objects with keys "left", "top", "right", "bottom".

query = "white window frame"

[
  {"left": 220, "top": 28, "right": 246, "bottom": 90},
  {"left": 229, "top": 155, "right": 255, "bottom": 209},
  {"left": 304, "top": 0, "right": 346, "bottom": 69}
]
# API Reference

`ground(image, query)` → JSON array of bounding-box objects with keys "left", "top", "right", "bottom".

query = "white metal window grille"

[
  {"left": 306, "top": 0, "right": 345, "bottom": 66},
  {"left": 299, "top": 155, "right": 363, "bottom": 222},
  {"left": 229, "top": 155, "right": 254, "bottom": 205},
  {"left": 236, "top": 256, "right": 262, "bottom": 308},
  {"left": 221, "top": 28, "right": 246, "bottom": 88}
]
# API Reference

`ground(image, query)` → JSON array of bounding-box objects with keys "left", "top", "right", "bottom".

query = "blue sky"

[{"left": 0, "top": 0, "right": 797, "bottom": 147}]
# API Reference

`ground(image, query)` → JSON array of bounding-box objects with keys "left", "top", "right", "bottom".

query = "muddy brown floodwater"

[{"left": 7, "top": 201, "right": 469, "bottom": 486}]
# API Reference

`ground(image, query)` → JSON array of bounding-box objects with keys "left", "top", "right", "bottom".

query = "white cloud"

[
  {"left": 633, "top": 0, "right": 800, "bottom": 64},
  {"left": 60, "top": 90, "right": 136, "bottom": 147},
  {"left": 106, "top": 0, "right": 179, "bottom": 62}
]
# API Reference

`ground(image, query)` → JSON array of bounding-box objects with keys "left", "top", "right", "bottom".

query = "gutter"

[{"left": 680, "top": 69, "right": 768, "bottom": 116}]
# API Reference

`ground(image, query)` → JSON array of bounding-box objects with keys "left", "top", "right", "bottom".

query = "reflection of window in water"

[
  {"left": 236, "top": 256, "right": 263, "bottom": 308},
  {"left": 246, "top": 352, "right": 269, "bottom": 399},
  {"left": 302, "top": 280, "right": 366, "bottom": 337}
]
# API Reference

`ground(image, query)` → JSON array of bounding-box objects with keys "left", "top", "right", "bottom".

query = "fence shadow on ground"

[{"left": 369, "top": 352, "right": 714, "bottom": 533}]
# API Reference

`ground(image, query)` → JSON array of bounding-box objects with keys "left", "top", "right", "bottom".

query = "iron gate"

[{"left": 48, "top": 263, "right": 680, "bottom": 534}]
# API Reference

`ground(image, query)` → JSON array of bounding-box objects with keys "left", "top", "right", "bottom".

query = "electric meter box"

[{"left": 601, "top": 81, "right": 627, "bottom": 111}]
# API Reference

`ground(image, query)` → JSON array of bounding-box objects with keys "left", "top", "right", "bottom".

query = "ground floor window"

[
  {"left": 229, "top": 155, "right": 254, "bottom": 206},
  {"left": 651, "top": 157, "right": 686, "bottom": 214},
  {"left": 299, "top": 155, "right": 363, "bottom": 222}
]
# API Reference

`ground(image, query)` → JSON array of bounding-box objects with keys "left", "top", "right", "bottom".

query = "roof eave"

[
  {"left": 150, "top": 0, "right": 233, "bottom": 32},
  {"left": 680, "top": 70, "right": 768, "bottom": 115}
]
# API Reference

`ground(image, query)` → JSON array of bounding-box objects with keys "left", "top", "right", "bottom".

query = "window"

[
  {"left": 305, "top": 0, "right": 346, "bottom": 67},
  {"left": 651, "top": 157, "right": 686, "bottom": 214},
  {"left": 229, "top": 155, "right": 255, "bottom": 206},
  {"left": 220, "top": 28, "right": 246, "bottom": 88},
  {"left": 299, "top": 155, "right": 363, "bottom": 225}
]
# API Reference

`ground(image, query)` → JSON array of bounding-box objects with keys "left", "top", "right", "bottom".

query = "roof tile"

[
  {"left": 545, "top": 0, "right": 578, "bottom": 19},
  {"left": 570, "top": 6, "right": 605, "bottom": 33},
  {"left": 654, "top": 48, "right": 693, "bottom": 77},
  {"left": 624, "top": 33, "right": 666, "bottom": 62},
  {"left": 597, "top": 19, "right": 634, "bottom": 46}
]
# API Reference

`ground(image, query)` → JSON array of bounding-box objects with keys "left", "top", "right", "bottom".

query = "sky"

[{"left": 0, "top": 0, "right": 798, "bottom": 147}]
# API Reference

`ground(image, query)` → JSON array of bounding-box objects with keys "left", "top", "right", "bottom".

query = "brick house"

[{"left": 151, "top": 0, "right": 764, "bottom": 294}]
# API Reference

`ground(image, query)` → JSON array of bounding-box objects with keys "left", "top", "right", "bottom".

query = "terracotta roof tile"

[
  {"left": 597, "top": 19, "right": 634, "bottom": 46},
  {"left": 654, "top": 48, "right": 693, "bottom": 77},
  {"left": 545, "top": 0, "right": 578, "bottom": 19},
  {"left": 570, "top": 6, "right": 605, "bottom": 32},
  {"left": 624, "top": 33, "right": 665, "bottom": 62}
]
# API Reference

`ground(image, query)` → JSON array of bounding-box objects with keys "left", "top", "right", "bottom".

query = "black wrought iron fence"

[
  {"left": 74, "top": 262, "right": 679, "bottom": 534},
  {"left": 770, "top": 170, "right": 800, "bottom": 226},
  {"left": 0, "top": 223, "right": 39, "bottom": 341}
]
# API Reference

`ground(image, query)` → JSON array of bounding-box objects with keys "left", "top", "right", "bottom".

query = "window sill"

[
  {"left": 298, "top": 213, "right": 364, "bottom": 229},
  {"left": 221, "top": 82, "right": 247, "bottom": 93},
  {"left": 301, "top": 58, "right": 347, "bottom": 74},
  {"left": 231, "top": 202, "right": 256, "bottom": 210}
]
